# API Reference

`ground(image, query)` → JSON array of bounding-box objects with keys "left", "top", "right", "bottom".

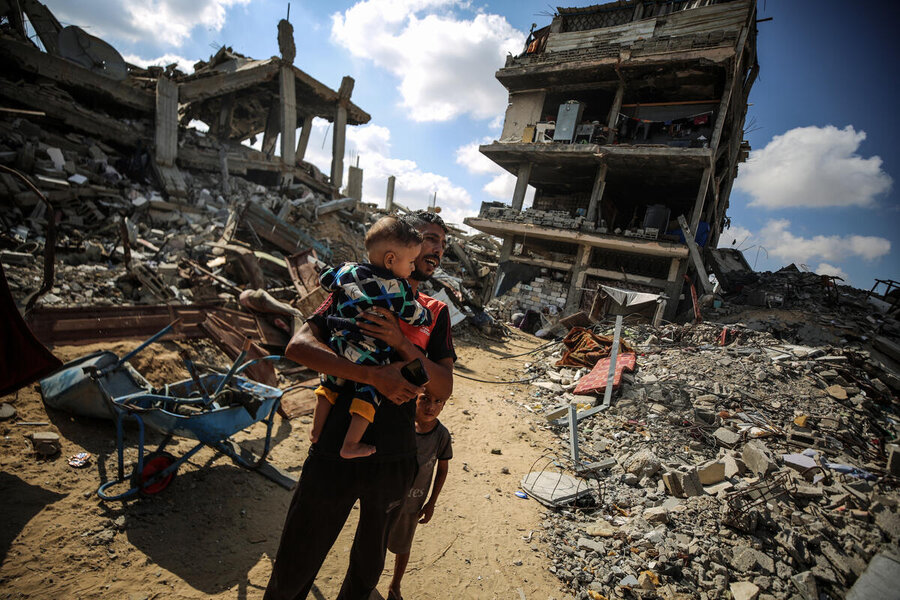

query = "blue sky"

[{"left": 45, "top": 0, "right": 898, "bottom": 289}]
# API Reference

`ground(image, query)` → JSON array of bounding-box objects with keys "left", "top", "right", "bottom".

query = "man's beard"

[{"left": 409, "top": 268, "right": 431, "bottom": 282}]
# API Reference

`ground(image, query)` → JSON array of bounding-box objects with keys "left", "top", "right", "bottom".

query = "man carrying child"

[
  {"left": 264, "top": 211, "right": 455, "bottom": 600},
  {"left": 311, "top": 216, "right": 432, "bottom": 459}
]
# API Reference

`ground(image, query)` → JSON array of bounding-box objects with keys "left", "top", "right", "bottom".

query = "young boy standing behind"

[
  {"left": 311, "top": 216, "right": 432, "bottom": 459},
  {"left": 385, "top": 392, "right": 452, "bottom": 600}
]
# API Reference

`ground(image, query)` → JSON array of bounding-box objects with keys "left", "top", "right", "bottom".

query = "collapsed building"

[
  {"left": 0, "top": 0, "right": 369, "bottom": 197},
  {"left": 0, "top": 0, "right": 500, "bottom": 388},
  {"left": 466, "top": 0, "right": 758, "bottom": 321}
]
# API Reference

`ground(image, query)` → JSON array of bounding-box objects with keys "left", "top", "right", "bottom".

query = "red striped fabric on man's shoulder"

[{"left": 314, "top": 292, "right": 335, "bottom": 316}]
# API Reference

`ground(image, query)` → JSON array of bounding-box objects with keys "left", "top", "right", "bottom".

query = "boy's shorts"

[{"left": 387, "top": 510, "right": 420, "bottom": 554}]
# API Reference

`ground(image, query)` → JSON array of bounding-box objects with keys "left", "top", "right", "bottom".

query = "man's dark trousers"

[{"left": 263, "top": 451, "right": 416, "bottom": 600}]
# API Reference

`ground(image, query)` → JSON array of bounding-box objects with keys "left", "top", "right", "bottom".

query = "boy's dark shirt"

[{"left": 308, "top": 291, "right": 456, "bottom": 461}]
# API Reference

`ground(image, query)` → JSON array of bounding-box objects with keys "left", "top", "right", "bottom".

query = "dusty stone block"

[
  {"left": 825, "top": 384, "right": 848, "bottom": 400},
  {"left": 730, "top": 581, "right": 760, "bottom": 600},
  {"left": 722, "top": 454, "right": 744, "bottom": 478},
  {"left": 623, "top": 449, "right": 662, "bottom": 478},
  {"left": 714, "top": 427, "right": 741, "bottom": 448},
  {"left": 27, "top": 431, "right": 60, "bottom": 457},
  {"left": 698, "top": 460, "right": 725, "bottom": 485},
  {"left": 577, "top": 537, "right": 605, "bottom": 554},
  {"left": 790, "top": 571, "right": 818, "bottom": 600},
  {"left": 663, "top": 468, "right": 702, "bottom": 498},
  {"left": 586, "top": 518, "right": 616, "bottom": 538},
  {"left": 643, "top": 506, "right": 669, "bottom": 524},
  {"left": 662, "top": 471, "right": 683, "bottom": 497},
  {"left": 742, "top": 441, "right": 776, "bottom": 476},
  {"left": 704, "top": 481, "right": 733, "bottom": 496}
]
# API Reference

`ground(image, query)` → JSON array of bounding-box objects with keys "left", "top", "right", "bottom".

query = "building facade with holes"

[{"left": 465, "top": 0, "right": 758, "bottom": 320}]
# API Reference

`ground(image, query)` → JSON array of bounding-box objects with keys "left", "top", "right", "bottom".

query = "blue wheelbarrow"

[{"left": 41, "top": 321, "right": 287, "bottom": 500}]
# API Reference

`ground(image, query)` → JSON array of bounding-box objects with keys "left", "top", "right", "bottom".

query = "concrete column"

[
  {"left": 385, "top": 175, "right": 395, "bottom": 211},
  {"left": 606, "top": 82, "right": 624, "bottom": 144},
  {"left": 346, "top": 165, "right": 363, "bottom": 202},
  {"left": 279, "top": 65, "right": 296, "bottom": 185},
  {"left": 663, "top": 258, "right": 688, "bottom": 321},
  {"left": 565, "top": 244, "right": 592, "bottom": 313},
  {"left": 155, "top": 77, "right": 178, "bottom": 166},
  {"left": 511, "top": 162, "right": 532, "bottom": 211},
  {"left": 499, "top": 238, "right": 515, "bottom": 262},
  {"left": 331, "top": 76, "right": 354, "bottom": 191},
  {"left": 585, "top": 163, "right": 608, "bottom": 224},
  {"left": 295, "top": 116, "right": 312, "bottom": 163},
  {"left": 215, "top": 93, "right": 234, "bottom": 140},
  {"left": 689, "top": 166, "right": 712, "bottom": 234},
  {"left": 331, "top": 104, "right": 347, "bottom": 189},
  {"left": 500, "top": 162, "right": 532, "bottom": 262},
  {"left": 261, "top": 102, "right": 280, "bottom": 157}
]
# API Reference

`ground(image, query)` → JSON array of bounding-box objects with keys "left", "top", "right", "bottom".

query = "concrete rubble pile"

[
  {"left": 0, "top": 111, "right": 496, "bottom": 322},
  {"left": 506, "top": 294, "right": 899, "bottom": 599},
  {"left": 0, "top": 112, "right": 350, "bottom": 308},
  {"left": 708, "top": 266, "right": 900, "bottom": 351},
  {"left": 481, "top": 203, "right": 590, "bottom": 232},
  {"left": 0, "top": 0, "right": 499, "bottom": 342}
]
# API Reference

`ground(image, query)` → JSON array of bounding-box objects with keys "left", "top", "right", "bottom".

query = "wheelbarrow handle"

[
  {"left": 100, "top": 318, "right": 182, "bottom": 377},
  {"left": 233, "top": 355, "right": 284, "bottom": 376},
  {"left": 213, "top": 338, "right": 253, "bottom": 396}
]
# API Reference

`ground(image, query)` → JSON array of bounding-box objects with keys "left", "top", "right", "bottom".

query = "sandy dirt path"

[{"left": 1, "top": 332, "right": 567, "bottom": 600}]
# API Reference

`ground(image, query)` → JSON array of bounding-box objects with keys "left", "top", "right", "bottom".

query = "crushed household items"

[{"left": 498, "top": 276, "right": 899, "bottom": 600}]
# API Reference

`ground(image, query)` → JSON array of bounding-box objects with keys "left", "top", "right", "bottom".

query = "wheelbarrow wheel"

[{"left": 132, "top": 451, "right": 177, "bottom": 495}]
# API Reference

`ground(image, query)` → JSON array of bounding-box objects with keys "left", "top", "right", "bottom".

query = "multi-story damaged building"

[{"left": 465, "top": 0, "right": 758, "bottom": 320}]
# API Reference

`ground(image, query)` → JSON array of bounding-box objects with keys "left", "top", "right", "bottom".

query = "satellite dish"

[{"left": 58, "top": 26, "right": 128, "bottom": 81}]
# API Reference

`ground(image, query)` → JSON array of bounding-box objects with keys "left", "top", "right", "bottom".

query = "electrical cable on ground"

[{"left": 452, "top": 371, "right": 542, "bottom": 384}]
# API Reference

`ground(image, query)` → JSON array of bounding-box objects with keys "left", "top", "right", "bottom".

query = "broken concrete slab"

[
  {"left": 714, "top": 427, "right": 741, "bottom": 448},
  {"left": 697, "top": 460, "right": 725, "bottom": 485},
  {"left": 742, "top": 440, "right": 776, "bottom": 476},
  {"left": 731, "top": 546, "right": 775, "bottom": 574},
  {"left": 643, "top": 506, "right": 668, "bottom": 524},
  {"left": 846, "top": 552, "right": 900, "bottom": 600},
  {"left": 662, "top": 468, "right": 703, "bottom": 498},
  {"left": 887, "top": 445, "right": 900, "bottom": 478},
  {"left": 520, "top": 471, "right": 593, "bottom": 508},
  {"left": 586, "top": 518, "right": 617, "bottom": 538}
]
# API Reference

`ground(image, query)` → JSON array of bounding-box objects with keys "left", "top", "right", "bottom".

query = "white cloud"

[
  {"left": 455, "top": 138, "right": 499, "bottom": 176},
  {"left": 717, "top": 224, "right": 753, "bottom": 249},
  {"left": 735, "top": 125, "right": 893, "bottom": 209},
  {"left": 46, "top": 0, "right": 249, "bottom": 47},
  {"left": 331, "top": 1, "right": 523, "bottom": 122},
  {"left": 122, "top": 53, "right": 195, "bottom": 74},
  {"left": 303, "top": 120, "right": 476, "bottom": 226},
  {"left": 718, "top": 219, "right": 890, "bottom": 283},
  {"left": 814, "top": 263, "right": 849, "bottom": 281},
  {"left": 455, "top": 138, "right": 536, "bottom": 204}
]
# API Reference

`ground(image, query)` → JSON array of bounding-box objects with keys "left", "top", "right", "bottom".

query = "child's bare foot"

[{"left": 340, "top": 441, "right": 376, "bottom": 459}]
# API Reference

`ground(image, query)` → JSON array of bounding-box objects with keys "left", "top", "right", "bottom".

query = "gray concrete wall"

[{"left": 500, "top": 90, "right": 546, "bottom": 141}]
